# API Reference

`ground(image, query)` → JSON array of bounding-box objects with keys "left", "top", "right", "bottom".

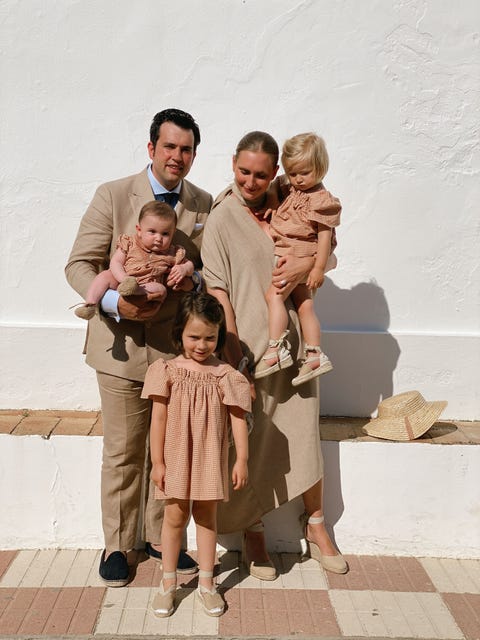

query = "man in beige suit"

[{"left": 66, "top": 109, "right": 212, "bottom": 586}]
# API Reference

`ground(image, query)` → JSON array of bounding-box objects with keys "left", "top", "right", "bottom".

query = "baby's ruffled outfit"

[
  {"left": 142, "top": 359, "right": 251, "bottom": 502},
  {"left": 116, "top": 234, "right": 188, "bottom": 286},
  {"left": 270, "top": 183, "right": 342, "bottom": 261}
]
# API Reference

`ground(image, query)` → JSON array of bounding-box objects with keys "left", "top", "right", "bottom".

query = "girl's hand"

[
  {"left": 306, "top": 267, "right": 325, "bottom": 291},
  {"left": 232, "top": 459, "right": 248, "bottom": 490},
  {"left": 151, "top": 462, "right": 166, "bottom": 493}
]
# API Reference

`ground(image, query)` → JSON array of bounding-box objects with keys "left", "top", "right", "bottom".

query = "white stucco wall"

[
  {"left": 1, "top": 0, "right": 479, "bottom": 417},
  {"left": 2, "top": 434, "right": 479, "bottom": 557}
]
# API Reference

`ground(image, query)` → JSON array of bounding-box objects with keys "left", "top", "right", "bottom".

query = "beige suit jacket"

[{"left": 65, "top": 168, "right": 212, "bottom": 380}]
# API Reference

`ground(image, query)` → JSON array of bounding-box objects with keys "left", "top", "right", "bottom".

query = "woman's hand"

[{"left": 272, "top": 254, "right": 315, "bottom": 294}]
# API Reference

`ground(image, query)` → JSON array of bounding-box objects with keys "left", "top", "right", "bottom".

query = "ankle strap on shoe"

[
  {"left": 162, "top": 571, "right": 177, "bottom": 579},
  {"left": 198, "top": 569, "right": 213, "bottom": 578},
  {"left": 267, "top": 330, "right": 291, "bottom": 350},
  {"left": 307, "top": 514, "right": 325, "bottom": 525},
  {"left": 304, "top": 344, "right": 321, "bottom": 354},
  {"left": 300, "top": 511, "right": 325, "bottom": 526}
]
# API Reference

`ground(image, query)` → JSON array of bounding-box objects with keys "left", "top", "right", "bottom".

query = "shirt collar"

[{"left": 147, "top": 164, "right": 182, "bottom": 195}]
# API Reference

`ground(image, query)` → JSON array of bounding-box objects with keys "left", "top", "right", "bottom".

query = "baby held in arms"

[{"left": 74, "top": 201, "right": 194, "bottom": 320}]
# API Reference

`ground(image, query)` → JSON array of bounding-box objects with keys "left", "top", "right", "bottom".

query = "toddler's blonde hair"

[{"left": 281, "top": 133, "right": 329, "bottom": 182}]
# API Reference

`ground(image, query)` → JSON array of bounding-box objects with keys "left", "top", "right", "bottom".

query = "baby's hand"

[
  {"left": 168, "top": 263, "right": 192, "bottom": 289},
  {"left": 232, "top": 459, "right": 248, "bottom": 490},
  {"left": 306, "top": 267, "right": 325, "bottom": 291}
]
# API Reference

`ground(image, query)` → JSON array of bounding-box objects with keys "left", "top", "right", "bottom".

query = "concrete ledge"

[
  {"left": 1, "top": 413, "right": 479, "bottom": 557},
  {"left": 1, "top": 410, "right": 479, "bottom": 445}
]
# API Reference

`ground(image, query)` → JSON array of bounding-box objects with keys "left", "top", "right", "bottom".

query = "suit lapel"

[
  {"left": 129, "top": 169, "right": 155, "bottom": 223},
  {"left": 176, "top": 180, "right": 199, "bottom": 236}
]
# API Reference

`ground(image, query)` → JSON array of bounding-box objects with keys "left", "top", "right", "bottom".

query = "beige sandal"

[
  {"left": 292, "top": 344, "right": 332, "bottom": 387},
  {"left": 300, "top": 512, "right": 348, "bottom": 574},
  {"left": 254, "top": 330, "right": 293, "bottom": 379},
  {"left": 241, "top": 522, "right": 277, "bottom": 581},
  {"left": 197, "top": 570, "right": 225, "bottom": 616},
  {"left": 152, "top": 571, "right": 176, "bottom": 617}
]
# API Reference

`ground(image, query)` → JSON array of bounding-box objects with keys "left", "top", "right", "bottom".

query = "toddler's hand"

[
  {"left": 306, "top": 267, "right": 325, "bottom": 291},
  {"left": 232, "top": 459, "right": 248, "bottom": 490}
]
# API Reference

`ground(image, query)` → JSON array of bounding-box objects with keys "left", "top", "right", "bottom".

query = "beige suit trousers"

[{"left": 97, "top": 371, "right": 164, "bottom": 552}]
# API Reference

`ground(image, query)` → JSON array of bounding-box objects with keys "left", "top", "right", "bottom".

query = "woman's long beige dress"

[{"left": 201, "top": 184, "right": 324, "bottom": 534}]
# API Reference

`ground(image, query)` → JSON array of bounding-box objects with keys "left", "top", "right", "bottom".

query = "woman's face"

[{"left": 232, "top": 150, "right": 278, "bottom": 203}]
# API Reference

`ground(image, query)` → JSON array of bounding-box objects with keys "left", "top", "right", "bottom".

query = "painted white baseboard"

[
  {"left": 1, "top": 324, "right": 478, "bottom": 418},
  {"left": 1, "top": 434, "right": 478, "bottom": 557}
]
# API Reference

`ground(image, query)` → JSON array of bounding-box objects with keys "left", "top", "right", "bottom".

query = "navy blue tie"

[{"left": 155, "top": 192, "right": 178, "bottom": 208}]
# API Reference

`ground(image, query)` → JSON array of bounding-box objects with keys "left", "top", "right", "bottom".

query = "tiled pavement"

[{"left": 0, "top": 549, "right": 479, "bottom": 638}]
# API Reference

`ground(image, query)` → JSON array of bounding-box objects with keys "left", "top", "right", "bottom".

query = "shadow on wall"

[{"left": 316, "top": 278, "right": 401, "bottom": 418}]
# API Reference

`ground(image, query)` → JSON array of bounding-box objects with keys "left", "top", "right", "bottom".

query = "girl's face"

[
  {"left": 232, "top": 150, "right": 278, "bottom": 203},
  {"left": 286, "top": 160, "right": 319, "bottom": 192},
  {"left": 136, "top": 214, "right": 175, "bottom": 253},
  {"left": 182, "top": 315, "right": 219, "bottom": 363}
]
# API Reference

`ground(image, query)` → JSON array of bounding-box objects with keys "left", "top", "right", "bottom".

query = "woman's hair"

[
  {"left": 171, "top": 292, "right": 227, "bottom": 353},
  {"left": 138, "top": 200, "right": 177, "bottom": 226},
  {"left": 281, "top": 133, "right": 329, "bottom": 181},
  {"left": 235, "top": 131, "right": 279, "bottom": 167}
]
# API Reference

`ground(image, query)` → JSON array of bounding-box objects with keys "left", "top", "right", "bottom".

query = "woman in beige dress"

[{"left": 201, "top": 131, "right": 348, "bottom": 578}]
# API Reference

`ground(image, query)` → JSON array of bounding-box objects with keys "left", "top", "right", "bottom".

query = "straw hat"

[{"left": 362, "top": 391, "right": 447, "bottom": 441}]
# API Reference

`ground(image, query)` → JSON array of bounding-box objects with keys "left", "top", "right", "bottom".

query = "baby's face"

[{"left": 136, "top": 215, "right": 175, "bottom": 253}]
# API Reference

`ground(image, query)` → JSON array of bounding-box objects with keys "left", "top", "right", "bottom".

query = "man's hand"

[{"left": 117, "top": 294, "right": 163, "bottom": 321}]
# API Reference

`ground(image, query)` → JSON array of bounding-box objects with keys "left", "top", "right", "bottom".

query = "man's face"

[{"left": 148, "top": 121, "right": 196, "bottom": 190}]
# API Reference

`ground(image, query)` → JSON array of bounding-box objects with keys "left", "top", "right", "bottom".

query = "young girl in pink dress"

[
  {"left": 254, "top": 133, "right": 341, "bottom": 386},
  {"left": 74, "top": 201, "right": 194, "bottom": 320},
  {"left": 142, "top": 292, "right": 250, "bottom": 618}
]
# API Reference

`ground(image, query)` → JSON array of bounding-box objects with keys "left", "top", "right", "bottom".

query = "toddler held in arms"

[
  {"left": 74, "top": 201, "right": 194, "bottom": 320},
  {"left": 255, "top": 133, "right": 341, "bottom": 386}
]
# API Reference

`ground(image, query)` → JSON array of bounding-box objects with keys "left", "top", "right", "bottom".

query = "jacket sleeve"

[{"left": 65, "top": 183, "right": 115, "bottom": 299}]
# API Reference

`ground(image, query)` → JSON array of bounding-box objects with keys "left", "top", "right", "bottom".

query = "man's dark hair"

[{"left": 150, "top": 108, "right": 201, "bottom": 151}]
